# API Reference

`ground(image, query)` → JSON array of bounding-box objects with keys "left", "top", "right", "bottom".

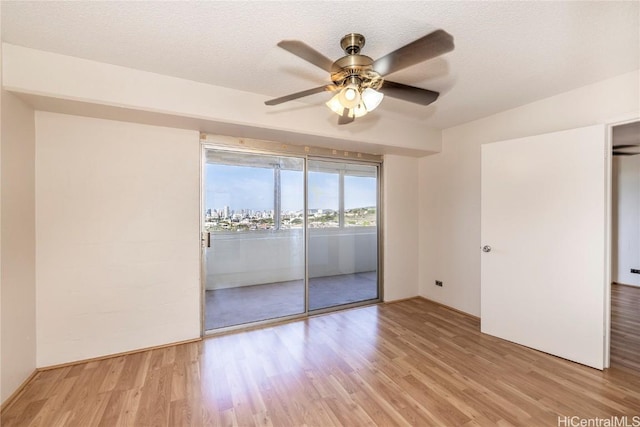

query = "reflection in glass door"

[
  {"left": 307, "top": 160, "right": 379, "bottom": 311},
  {"left": 204, "top": 150, "right": 305, "bottom": 330}
]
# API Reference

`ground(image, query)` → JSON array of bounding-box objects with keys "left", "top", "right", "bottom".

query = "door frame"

[
  {"left": 199, "top": 145, "right": 310, "bottom": 335},
  {"left": 198, "top": 135, "right": 384, "bottom": 336},
  {"left": 304, "top": 156, "right": 383, "bottom": 315},
  {"left": 605, "top": 113, "right": 640, "bottom": 368}
]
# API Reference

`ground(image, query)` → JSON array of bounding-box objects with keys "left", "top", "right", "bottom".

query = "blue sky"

[{"left": 206, "top": 164, "right": 376, "bottom": 212}]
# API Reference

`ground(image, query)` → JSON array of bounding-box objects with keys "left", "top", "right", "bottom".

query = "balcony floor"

[{"left": 205, "top": 271, "right": 378, "bottom": 330}]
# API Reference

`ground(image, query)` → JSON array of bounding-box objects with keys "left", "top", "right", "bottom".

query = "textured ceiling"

[{"left": 2, "top": 1, "right": 639, "bottom": 129}]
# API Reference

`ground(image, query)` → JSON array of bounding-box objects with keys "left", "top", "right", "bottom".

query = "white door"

[{"left": 481, "top": 124, "right": 608, "bottom": 369}]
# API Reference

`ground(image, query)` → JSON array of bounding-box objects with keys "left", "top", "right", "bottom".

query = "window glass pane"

[
  {"left": 205, "top": 151, "right": 305, "bottom": 330},
  {"left": 308, "top": 159, "right": 379, "bottom": 311},
  {"left": 205, "top": 163, "right": 274, "bottom": 232},
  {"left": 345, "top": 174, "right": 377, "bottom": 227},
  {"left": 308, "top": 171, "right": 339, "bottom": 228},
  {"left": 281, "top": 169, "right": 304, "bottom": 229}
]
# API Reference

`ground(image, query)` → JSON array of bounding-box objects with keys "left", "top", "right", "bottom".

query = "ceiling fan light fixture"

[
  {"left": 361, "top": 88, "right": 384, "bottom": 112},
  {"left": 344, "top": 87, "right": 358, "bottom": 101},
  {"left": 327, "top": 86, "right": 383, "bottom": 119},
  {"left": 337, "top": 83, "right": 361, "bottom": 109},
  {"left": 326, "top": 83, "right": 365, "bottom": 117},
  {"left": 327, "top": 95, "right": 368, "bottom": 119},
  {"left": 326, "top": 93, "right": 345, "bottom": 116},
  {"left": 352, "top": 103, "right": 368, "bottom": 118}
]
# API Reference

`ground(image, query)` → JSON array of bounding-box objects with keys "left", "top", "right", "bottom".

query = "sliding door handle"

[{"left": 202, "top": 232, "right": 211, "bottom": 248}]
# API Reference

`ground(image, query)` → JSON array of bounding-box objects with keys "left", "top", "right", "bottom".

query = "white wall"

[
  {"left": 2, "top": 43, "right": 442, "bottom": 157},
  {"left": 419, "top": 70, "right": 640, "bottom": 316},
  {"left": 383, "top": 155, "right": 420, "bottom": 301},
  {"left": 419, "top": 134, "right": 480, "bottom": 314},
  {"left": 612, "top": 155, "right": 640, "bottom": 286},
  {"left": 35, "top": 112, "right": 201, "bottom": 367},
  {"left": 1, "top": 89, "right": 37, "bottom": 403}
]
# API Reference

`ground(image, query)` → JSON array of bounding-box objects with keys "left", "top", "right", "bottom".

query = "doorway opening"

[
  {"left": 610, "top": 120, "right": 640, "bottom": 371},
  {"left": 202, "top": 147, "right": 381, "bottom": 332}
]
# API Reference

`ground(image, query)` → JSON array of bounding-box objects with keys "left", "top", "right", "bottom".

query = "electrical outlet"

[
  {"left": 435, "top": 280, "right": 443, "bottom": 287},
  {"left": 631, "top": 269, "right": 640, "bottom": 274}
]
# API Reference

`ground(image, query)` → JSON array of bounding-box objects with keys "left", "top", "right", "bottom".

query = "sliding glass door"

[
  {"left": 307, "top": 160, "right": 379, "bottom": 311},
  {"left": 204, "top": 150, "right": 305, "bottom": 330},
  {"left": 204, "top": 149, "right": 380, "bottom": 331}
]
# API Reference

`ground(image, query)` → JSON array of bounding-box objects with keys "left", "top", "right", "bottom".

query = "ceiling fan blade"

[
  {"left": 380, "top": 80, "right": 440, "bottom": 105},
  {"left": 265, "top": 85, "right": 337, "bottom": 106},
  {"left": 372, "top": 29, "right": 454, "bottom": 76},
  {"left": 613, "top": 144, "right": 640, "bottom": 149},
  {"left": 613, "top": 151, "right": 640, "bottom": 156},
  {"left": 338, "top": 108, "right": 354, "bottom": 125},
  {"left": 277, "top": 40, "right": 334, "bottom": 72}
]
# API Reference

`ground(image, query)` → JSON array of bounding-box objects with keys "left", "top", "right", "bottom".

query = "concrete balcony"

[{"left": 205, "top": 227, "right": 379, "bottom": 329}]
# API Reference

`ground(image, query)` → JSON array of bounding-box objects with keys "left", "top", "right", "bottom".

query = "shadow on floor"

[{"left": 205, "top": 271, "right": 378, "bottom": 330}]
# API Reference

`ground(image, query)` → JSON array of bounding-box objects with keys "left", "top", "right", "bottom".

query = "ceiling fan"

[
  {"left": 613, "top": 144, "right": 640, "bottom": 156},
  {"left": 264, "top": 29, "right": 454, "bottom": 124}
]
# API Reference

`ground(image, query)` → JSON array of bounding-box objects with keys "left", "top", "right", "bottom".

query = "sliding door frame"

[
  {"left": 200, "top": 134, "right": 383, "bottom": 336},
  {"left": 305, "top": 155, "right": 383, "bottom": 316}
]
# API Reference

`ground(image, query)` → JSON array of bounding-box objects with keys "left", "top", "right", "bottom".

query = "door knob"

[{"left": 482, "top": 245, "right": 492, "bottom": 253}]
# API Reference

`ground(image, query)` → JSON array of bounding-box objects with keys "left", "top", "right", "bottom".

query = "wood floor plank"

[
  {"left": 98, "top": 356, "right": 126, "bottom": 393},
  {"left": 97, "top": 389, "right": 129, "bottom": 427},
  {"left": 3, "top": 289, "right": 640, "bottom": 426},
  {"left": 27, "top": 376, "right": 79, "bottom": 427},
  {"left": 113, "top": 389, "right": 143, "bottom": 427},
  {"left": 611, "top": 283, "right": 640, "bottom": 371}
]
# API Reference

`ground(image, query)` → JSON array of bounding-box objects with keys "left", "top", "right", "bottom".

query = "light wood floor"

[
  {"left": 3, "top": 296, "right": 640, "bottom": 426},
  {"left": 611, "top": 283, "right": 640, "bottom": 371}
]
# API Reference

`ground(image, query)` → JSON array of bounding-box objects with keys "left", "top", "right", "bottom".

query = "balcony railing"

[{"left": 205, "top": 226, "right": 377, "bottom": 290}]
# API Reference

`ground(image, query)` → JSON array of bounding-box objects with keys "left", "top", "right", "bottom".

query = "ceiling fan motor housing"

[
  {"left": 340, "top": 33, "right": 366, "bottom": 54},
  {"left": 332, "top": 34, "right": 383, "bottom": 91}
]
